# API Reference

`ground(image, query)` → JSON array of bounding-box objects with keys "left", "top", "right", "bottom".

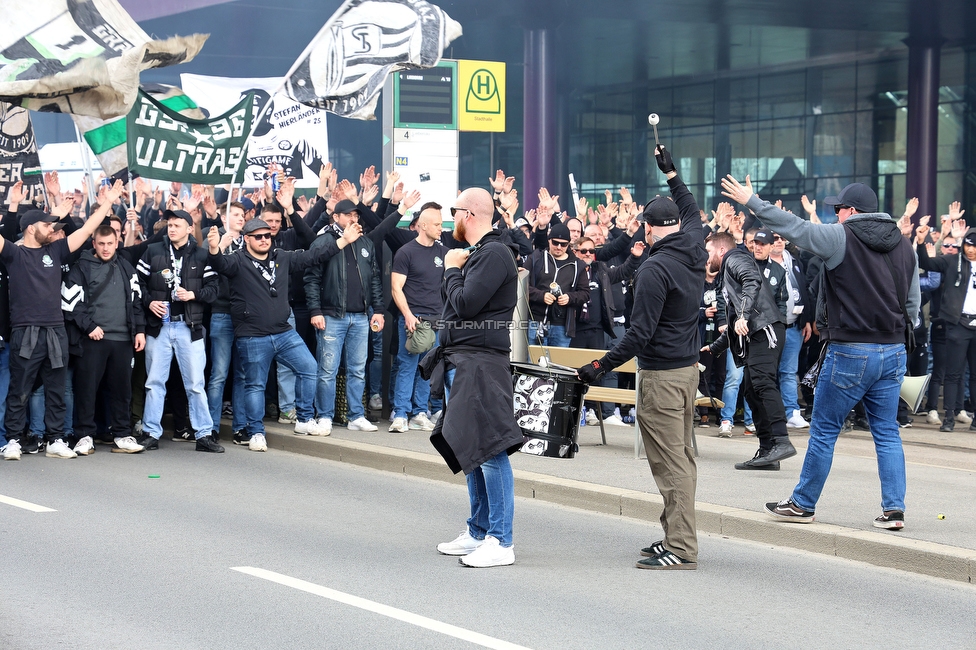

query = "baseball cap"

[
  {"left": 242, "top": 218, "right": 272, "bottom": 236},
  {"left": 823, "top": 183, "right": 878, "bottom": 213},
  {"left": 515, "top": 218, "right": 530, "bottom": 229},
  {"left": 164, "top": 209, "right": 193, "bottom": 226},
  {"left": 640, "top": 196, "right": 680, "bottom": 226},
  {"left": 333, "top": 199, "right": 360, "bottom": 215},
  {"left": 240, "top": 197, "right": 255, "bottom": 212},
  {"left": 19, "top": 209, "right": 65, "bottom": 231},
  {"left": 752, "top": 229, "right": 774, "bottom": 244},
  {"left": 963, "top": 228, "right": 976, "bottom": 247}
]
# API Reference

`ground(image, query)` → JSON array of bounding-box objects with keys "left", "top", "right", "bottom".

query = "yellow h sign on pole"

[{"left": 458, "top": 60, "right": 505, "bottom": 132}]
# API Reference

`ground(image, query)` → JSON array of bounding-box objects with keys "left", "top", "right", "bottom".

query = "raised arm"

[{"left": 68, "top": 180, "right": 124, "bottom": 253}]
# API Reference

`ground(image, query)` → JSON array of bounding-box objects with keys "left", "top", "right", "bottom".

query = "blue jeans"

[
  {"left": 315, "top": 313, "right": 369, "bottom": 420},
  {"left": 238, "top": 330, "right": 317, "bottom": 434},
  {"left": 276, "top": 310, "right": 298, "bottom": 414},
  {"left": 392, "top": 315, "right": 435, "bottom": 419},
  {"left": 207, "top": 313, "right": 246, "bottom": 432},
  {"left": 528, "top": 321, "right": 571, "bottom": 348},
  {"left": 368, "top": 310, "right": 383, "bottom": 398},
  {"left": 720, "top": 349, "right": 753, "bottom": 424},
  {"left": 144, "top": 323, "right": 212, "bottom": 439},
  {"left": 778, "top": 325, "right": 803, "bottom": 414},
  {"left": 0, "top": 345, "right": 10, "bottom": 446},
  {"left": 30, "top": 365, "right": 73, "bottom": 438},
  {"left": 791, "top": 343, "right": 907, "bottom": 512},
  {"left": 466, "top": 449, "right": 515, "bottom": 547}
]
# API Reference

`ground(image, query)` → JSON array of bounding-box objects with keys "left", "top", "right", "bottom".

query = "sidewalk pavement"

[{"left": 249, "top": 415, "right": 976, "bottom": 584}]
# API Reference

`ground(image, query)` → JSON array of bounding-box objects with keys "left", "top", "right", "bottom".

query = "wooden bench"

[{"left": 526, "top": 345, "right": 723, "bottom": 458}]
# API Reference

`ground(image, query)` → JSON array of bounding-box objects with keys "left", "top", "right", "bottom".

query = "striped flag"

[
  {"left": 284, "top": 0, "right": 462, "bottom": 120},
  {"left": 72, "top": 83, "right": 205, "bottom": 178}
]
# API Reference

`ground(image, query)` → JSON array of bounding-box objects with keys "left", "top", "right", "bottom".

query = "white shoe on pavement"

[
  {"left": 926, "top": 410, "right": 941, "bottom": 425},
  {"left": 249, "top": 433, "right": 268, "bottom": 452},
  {"left": 437, "top": 529, "right": 484, "bottom": 556},
  {"left": 459, "top": 535, "right": 515, "bottom": 567},
  {"left": 389, "top": 417, "right": 409, "bottom": 433},
  {"left": 409, "top": 413, "right": 435, "bottom": 431},
  {"left": 315, "top": 418, "right": 333, "bottom": 436},
  {"left": 787, "top": 410, "right": 810, "bottom": 429},
  {"left": 277, "top": 410, "right": 297, "bottom": 424},
  {"left": 602, "top": 414, "right": 628, "bottom": 427},
  {"left": 744, "top": 423, "right": 757, "bottom": 434},
  {"left": 585, "top": 408, "right": 599, "bottom": 426},
  {"left": 46, "top": 439, "right": 77, "bottom": 459},
  {"left": 111, "top": 436, "right": 144, "bottom": 453},
  {"left": 431, "top": 410, "right": 443, "bottom": 427},
  {"left": 294, "top": 420, "right": 318, "bottom": 435},
  {"left": 2, "top": 439, "right": 21, "bottom": 460},
  {"left": 368, "top": 394, "right": 383, "bottom": 410},
  {"left": 348, "top": 417, "right": 378, "bottom": 432},
  {"left": 955, "top": 411, "right": 972, "bottom": 424},
  {"left": 73, "top": 436, "right": 95, "bottom": 456},
  {"left": 718, "top": 421, "right": 733, "bottom": 438}
]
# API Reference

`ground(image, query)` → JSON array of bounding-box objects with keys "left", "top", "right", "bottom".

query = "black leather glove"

[
  {"left": 655, "top": 144, "right": 676, "bottom": 174},
  {"left": 577, "top": 358, "right": 607, "bottom": 384}
]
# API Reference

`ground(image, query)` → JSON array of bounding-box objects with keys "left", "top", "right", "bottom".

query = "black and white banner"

[
  {"left": 283, "top": 0, "right": 462, "bottom": 120},
  {"left": 0, "top": 102, "right": 44, "bottom": 206}
]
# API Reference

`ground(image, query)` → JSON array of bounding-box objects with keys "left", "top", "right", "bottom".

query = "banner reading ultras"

[{"left": 126, "top": 90, "right": 252, "bottom": 184}]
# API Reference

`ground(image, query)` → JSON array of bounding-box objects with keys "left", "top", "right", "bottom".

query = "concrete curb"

[{"left": 263, "top": 429, "right": 976, "bottom": 584}]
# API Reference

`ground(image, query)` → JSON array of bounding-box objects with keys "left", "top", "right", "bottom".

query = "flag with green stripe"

[{"left": 72, "top": 84, "right": 205, "bottom": 177}]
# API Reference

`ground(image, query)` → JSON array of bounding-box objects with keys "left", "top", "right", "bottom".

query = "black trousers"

[
  {"left": 6, "top": 326, "right": 68, "bottom": 443},
  {"left": 74, "top": 338, "right": 134, "bottom": 439},
  {"left": 942, "top": 322, "right": 976, "bottom": 419},
  {"left": 742, "top": 323, "right": 788, "bottom": 449}
]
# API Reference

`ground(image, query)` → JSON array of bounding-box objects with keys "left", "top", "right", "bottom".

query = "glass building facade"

[{"left": 31, "top": 0, "right": 976, "bottom": 222}]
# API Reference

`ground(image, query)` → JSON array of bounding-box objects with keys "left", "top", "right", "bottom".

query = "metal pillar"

[{"left": 523, "top": 29, "right": 556, "bottom": 209}]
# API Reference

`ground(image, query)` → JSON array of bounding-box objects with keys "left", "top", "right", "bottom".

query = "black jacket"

[
  {"left": 440, "top": 230, "right": 521, "bottom": 353},
  {"left": 62, "top": 250, "right": 145, "bottom": 354},
  {"left": 304, "top": 226, "right": 383, "bottom": 318},
  {"left": 209, "top": 242, "right": 340, "bottom": 338},
  {"left": 917, "top": 245, "right": 973, "bottom": 324},
  {"left": 136, "top": 238, "right": 219, "bottom": 341},
  {"left": 522, "top": 249, "right": 590, "bottom": 338},
  {"left": 578, "top": 253, "right": 641, "bottom": 338},
  {"left": 709, "top": 248, "right": 786, "bottom": 361},
  {"left": 755, "top": 257, "right": 788, "bottom": 319},
  {"left": 602, "top": 175, "right": 707, "bottom": 371}
]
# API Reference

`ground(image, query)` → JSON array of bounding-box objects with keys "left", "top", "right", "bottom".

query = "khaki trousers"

[{"left": 638, "top": 365, "right": 699, "bottom": 562}]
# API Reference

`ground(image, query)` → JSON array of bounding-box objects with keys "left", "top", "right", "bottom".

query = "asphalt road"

[{"left": 1, "top": 443, "right": 974, "bottom": 649}]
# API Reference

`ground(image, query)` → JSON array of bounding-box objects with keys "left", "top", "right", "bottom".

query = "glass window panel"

[
  {"left": 759, "top": 72, "right": 806, "bottom": 119},
  {"left": 820, "top": 66, "right": 857, "bottom": 114}
]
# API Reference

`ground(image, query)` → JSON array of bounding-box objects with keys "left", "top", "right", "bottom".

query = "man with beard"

[
  {"left": 432, "top": 188, "right": 523, "bottom": 568},
  {"left": 0, "top": 181, "right": 124, "bottom": 460},
  {"left": 576, "top": 144, "right": 706, "bottom": 569},
  {"left": 703, "top": 231, "right": 796, "bottom": 470}
]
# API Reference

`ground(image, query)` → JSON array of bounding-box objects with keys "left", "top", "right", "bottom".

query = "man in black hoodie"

[
  {"left": 577, "top": 144, "right": 706, "bottom": 570},
  {"left": 431, "top": 187, "right": 523, "bottom": 569},
  {"left": 723, "top": 177, "right": 918, "bottom": 531}
]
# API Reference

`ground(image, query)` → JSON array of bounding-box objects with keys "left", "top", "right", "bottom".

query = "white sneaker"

[
  {"left": 431, "top": 410, "right": 443, "bottom": 427},
  {"left": 436, "top": 530, "right": 484, "bottom": 556},
  {"left": 602, "top": 414, "right": 628, "bottom": 427},
  {"left": 787, "top": 410, "right": 810, "bottom": 429},
  {"left": 745, "top": 423, "right": 757, "bottom": 434},
  {"left": 585, "top": 408, "right": 599, "bottom": 426},
  {"left": 294, "top": 420, "right": 317, "bottom": 435},
  {"left": 409, "top": 413, "right": 435, "bottom": 431},
  {"left": 389, "top": 417, "right": 409, "bottom": 433},
  {"left": 926, "top": 410, "right": 941, "bottom": 425},
  {"left": 459, "top": 535, "right": 515, "bottom": 567},
  {"left": 314, "top": 418, "right": 332, "bottom": 436},
  {"left": 718, "top": 421, "right": 733, "bottom": 438},
  {"left": 955, "top": 411, "right": 972, "bottom": 424},
  {"left": 368, "top": 394, "right": 383, "bottom": 410},
  {"left": 46, "top": 439, "right": 77, "bottom": 459},
  {"left": 111, "top": 436, "right": 144, "bottom": 454},
  {"left": 348, "top": 417, "right": 378, "bottom": 432},
  {"left": 73, "top": 436, "right": 95, "bottom": 456},
  {"left": 277, "top": 410, "right": 297, "bottom": 424},
  {"left": 249, "top": 433, "right": 268, "bottom": 452},
  {"left": 2, "top": 439, "right": 21, "bottom": 460}
]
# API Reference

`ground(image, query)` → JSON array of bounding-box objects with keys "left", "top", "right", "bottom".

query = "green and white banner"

[
  {"left": 73, "top": 83, "right": 206, "bottom": 178},
  {"left": 126, "top": 89, "right": 252, "bottom": 184}
]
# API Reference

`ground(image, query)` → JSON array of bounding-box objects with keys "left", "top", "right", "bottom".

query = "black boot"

[{"left": 939, "top": 417, "right": 955, "bottom": 432}]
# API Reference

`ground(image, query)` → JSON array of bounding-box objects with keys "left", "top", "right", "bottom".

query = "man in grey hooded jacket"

[{"left": 721, "top": 176, "right": 918, "bottom": 532}]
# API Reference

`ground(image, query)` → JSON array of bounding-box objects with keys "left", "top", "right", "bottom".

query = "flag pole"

[
  {"left": 223, "top": 0, "right": 355, "bottom": 219},
  {"left": 74, "top": 123, "right": 96, "bottom": 207}
]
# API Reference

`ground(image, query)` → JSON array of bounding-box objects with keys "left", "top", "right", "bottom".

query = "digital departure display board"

[{"left": 394, "top": 63, "right": 457, "bottom": 129}]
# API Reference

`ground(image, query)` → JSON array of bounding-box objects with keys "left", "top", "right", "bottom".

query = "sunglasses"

[
  {"left": 550, "top": 240, "right": 569, "bottom": 247},
  {"left": 943, "top": 243, "right": 959, "bottom": 249},
  {"left": 450, "top": 207, "right": 472, "bottom": 218},
  {"left": 576, "top": 248, "right": 595, "bottom": 254},
  {"left": 834, "top": 204, "right": 850, "bottom": 215},
  {"left": 248, "top": 233, "right": 272, "bottom": 240}
]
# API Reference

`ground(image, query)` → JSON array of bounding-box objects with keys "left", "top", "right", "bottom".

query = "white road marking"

[
  {"left": 0, "top": 494, "right": 56, "bottom": 513},
  {"left": 232, "top": 566, "right": 532, "bottom": 650}
]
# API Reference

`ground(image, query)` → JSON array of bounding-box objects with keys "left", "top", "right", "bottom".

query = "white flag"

[
  {"left": 284, "top": 0, "right": 461, "bottom": 120},
  {"left": 0, "top": 0, "right": 207, "bottom": 119}
]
